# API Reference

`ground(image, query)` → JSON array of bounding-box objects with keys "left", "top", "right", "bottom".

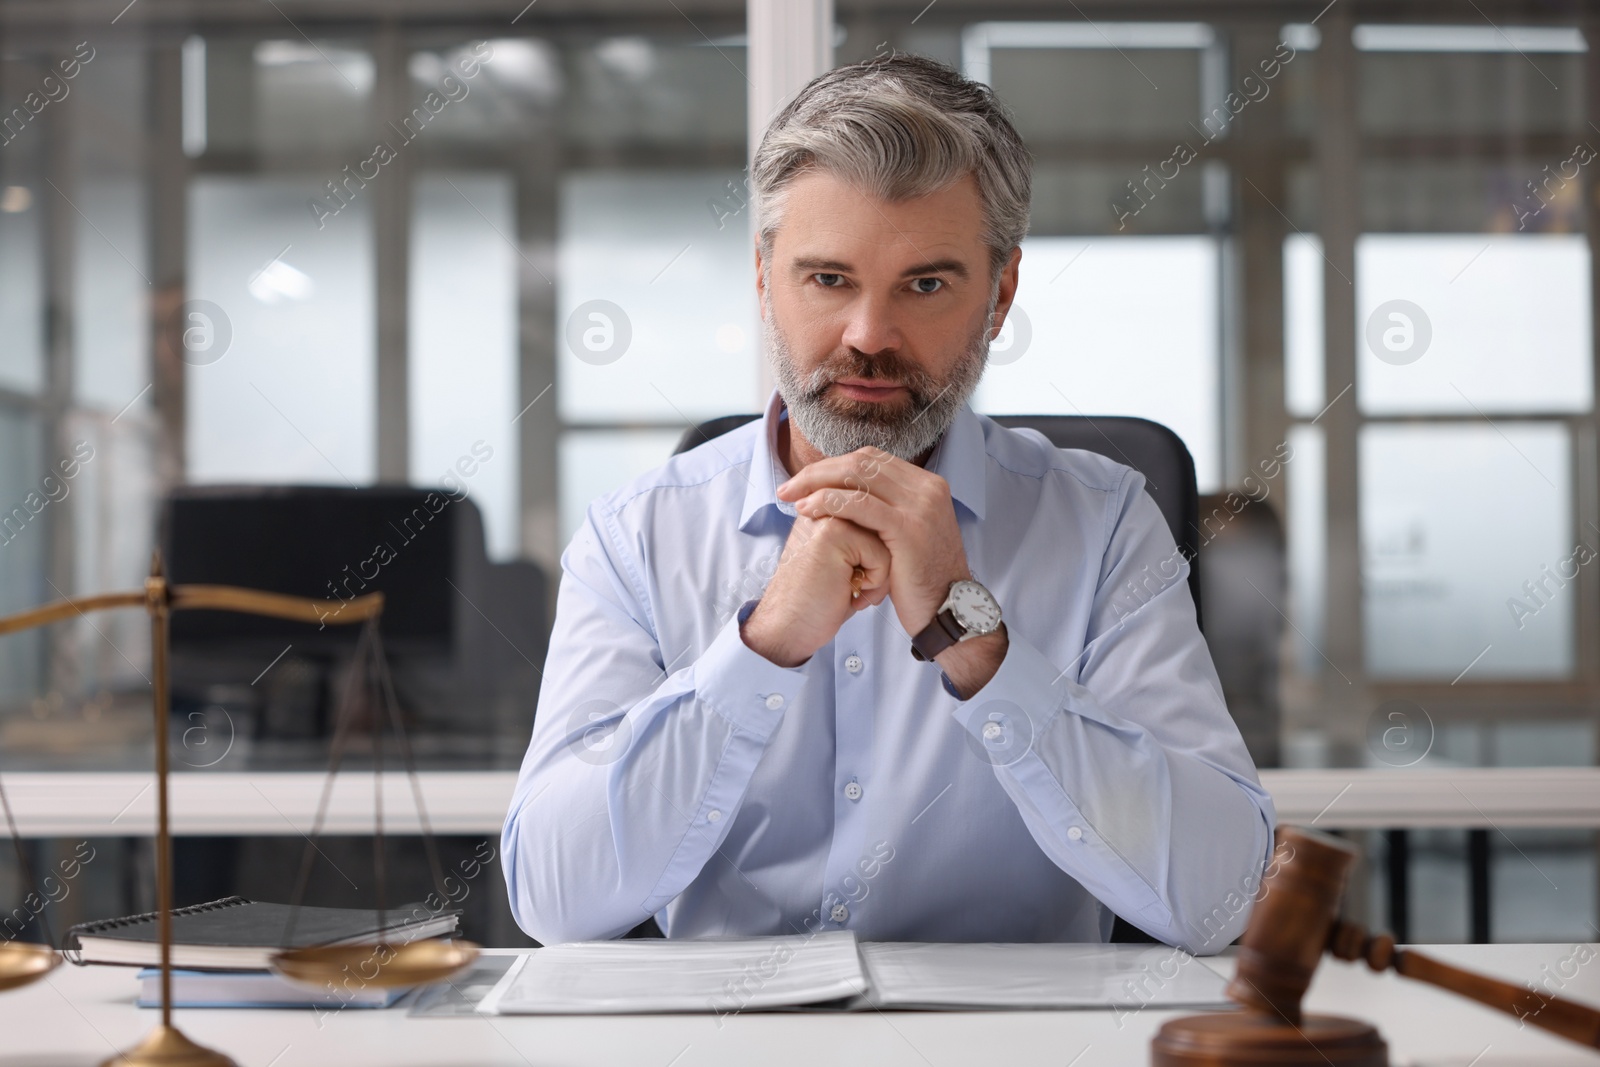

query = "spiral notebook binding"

[{"left": 61, "top": 896, "right": 252, "bottom": 964}]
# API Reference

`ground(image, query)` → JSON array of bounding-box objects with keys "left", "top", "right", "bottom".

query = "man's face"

[{"left": 757, "top": 169, "right": 1021, "bottom": 461}]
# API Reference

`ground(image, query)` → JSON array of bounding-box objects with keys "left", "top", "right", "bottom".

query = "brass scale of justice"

[
  {"left": 5, "top": 569, "right": 1600, "bottom": 1062},
  {"left": 0, "top": 554, "right": 478, "bottom": 1067}
]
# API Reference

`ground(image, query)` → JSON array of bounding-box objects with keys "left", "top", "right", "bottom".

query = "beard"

[{"left": 765, "top": 297, "right": 995, "bottom": 463}]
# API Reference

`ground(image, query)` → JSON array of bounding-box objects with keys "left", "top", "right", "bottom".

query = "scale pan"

[
  {"left": 0, "top": 942, "right": 59, "bottom": 992},
  {"left": 269, "top": 938, "right": 479, "bottom": 989}
]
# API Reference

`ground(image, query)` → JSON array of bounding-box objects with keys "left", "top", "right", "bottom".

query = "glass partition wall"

[
  {"left": 1285, "top": 17, "right": 1599, "bottom": 943},
  {"left": 0, "top": 2, "right": 750, "bottom": 944},
  {"left": 0, "top": 8, "right": 750, "bottom": 763}
]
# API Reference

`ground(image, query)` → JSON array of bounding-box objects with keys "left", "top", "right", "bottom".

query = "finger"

[
  {"left": 852, "top": 582, "right": 891, "bottom": 612},
  {"left": 821, "top": 515, "right": 892, "bottom": 587},
  {"left": 776, "top": 448, "right": 916, "bottom": 505},
  {"left": 805, "top": 448, "right": 910, "bottom": 499},
  {"left": 794, "top": 484, "right": 901, "bottom": 539}
]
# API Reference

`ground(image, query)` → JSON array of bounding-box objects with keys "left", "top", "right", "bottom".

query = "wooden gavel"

[{"left": 1154, "top": 824, "right": 1600, "bottom": 1065}]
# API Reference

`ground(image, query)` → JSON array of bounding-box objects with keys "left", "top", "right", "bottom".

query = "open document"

[
  {"left": 858, "top": 941, "right": 1230, "bottom": 1010},
  {"left": 476, "top": 932, "right": 867, "bottom": 1014},
  {"left": 475, "top": 935, "right": 1231, "bottom": 1015}
]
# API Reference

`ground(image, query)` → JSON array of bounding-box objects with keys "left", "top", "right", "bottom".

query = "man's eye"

[
  {"left": 911, "top": 277, "right": 943, "bottom": 294},
  {"left": 814, "top": 273, "right": 845, "bottom": 287}
]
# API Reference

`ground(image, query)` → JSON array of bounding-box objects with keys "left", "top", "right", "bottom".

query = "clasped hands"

[{"left": 738, "top": 446, "right": 1007, "bottom": 697}]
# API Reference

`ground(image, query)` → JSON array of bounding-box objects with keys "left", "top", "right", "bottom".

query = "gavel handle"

[
  {"left": 1330, "top": 921, "right": 1600, "bottom": 1048},
  {"left": 1397, "top": 949, "right": 1600, "bottom": 1048}
]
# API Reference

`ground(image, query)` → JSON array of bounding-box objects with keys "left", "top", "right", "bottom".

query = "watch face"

[{"left": 948, "top": 581, "right": 1002, "bottom": 634}]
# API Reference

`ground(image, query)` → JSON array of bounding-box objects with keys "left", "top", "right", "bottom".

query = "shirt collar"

[{"left": 738, "top": 388, "right": 988, "bottom": 533}]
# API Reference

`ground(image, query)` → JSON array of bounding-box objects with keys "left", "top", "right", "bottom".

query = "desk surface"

[
  {"left": 4, "top": 944, "right": 1600, "bottom": 1066},
  {"left": 11, "top": 767, "right": 1600, "bottom": 837}
]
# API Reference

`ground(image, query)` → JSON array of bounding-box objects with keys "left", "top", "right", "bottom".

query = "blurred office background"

[{"left": 0, "top": 0, "right": 1596, "bottom": 947}]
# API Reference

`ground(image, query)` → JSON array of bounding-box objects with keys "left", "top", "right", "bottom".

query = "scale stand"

[{"left": 0, "top": 553, "right": 476, "bottom": 1066}]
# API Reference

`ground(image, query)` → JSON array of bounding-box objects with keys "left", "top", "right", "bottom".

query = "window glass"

[
  {"left": 564, "top": 35, "right": 746, "bottom": 150},
  {"left": 71, "top": 45, "right": 150, "bottom": 414},
  {"left": 1354, "top": 28, "right": 1584, "bottom": 137},
  {"left": 976, "top": 29, "right": 1210, "bottom": 140},
  {"left": 187, "top": 175, "right": 375, "bottom": 484},
  {"left": 557, "top": 170, "right": 759, "bottom": 424},
  {"left": 201, "top": 38, "right": 374, "bottom": 156},
  {"left": 1492, "top": 826, "right": 1595, "bottom": 942},
  {"left": 0, "top": 52, "right": 47, "bottom": 394},
  {"left": 410, "top": 171, "right": 519, "bottom": 561},
  {"left": 1361, "top": 160, "right": 1588, "bottom": 234},
  {"left": 1276, "top": 24, "right": 1318, "bottom": 139},
  {"left": 0, "top": 179, "right": 43, "bottom": 393},
  {"left": 947, "top": 21, "right": 1223, "bottom": 236},
  {"left": 412, "top": 26, "right": 748, "bottom": 568},
  {"left": 73, "top": 176, "right": 149, "bottom": 414},
  {"left": 1356, "top": 234, "right": 1591, "bottom": 416},
  {"left": 69, "top": 412, "right": 155, "bottom": 692},
  {"left": 1285, "top": 423, "right": 1325, "bottom": 677},
  {"left": 407, "top": 39, "right": 562, "bottom": 146},
  {"left": 1361, "top": 422, "right": 1572, "bottom": 679},
  {"left": 1032, "top": 161, "right": 1208, "bottom": 235},
  {"left": 0, "top": 408, "right": 45, "bottom": 704},
  {"left": 1283, "top": 234, "right": 1324, "bottom": 418},
  {"left": 974, "top": 235, "right": 1221, "bottom": 491}
]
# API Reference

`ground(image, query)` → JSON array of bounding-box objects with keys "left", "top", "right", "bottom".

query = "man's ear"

[
  {"left": 754, "top": 236, "right": 768, "bottom": 322},
  {"left": 993, "top": 246, "right": 1022, "bottom": 327}
]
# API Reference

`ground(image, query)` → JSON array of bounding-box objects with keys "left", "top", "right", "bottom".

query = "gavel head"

[{"left": 1225, "top": 825, "right": 1358, "bottom": 1022}]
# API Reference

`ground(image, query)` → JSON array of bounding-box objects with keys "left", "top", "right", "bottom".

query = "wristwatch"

[{"left": 910, "top": 579, "right": 1003, "bottom": 662}]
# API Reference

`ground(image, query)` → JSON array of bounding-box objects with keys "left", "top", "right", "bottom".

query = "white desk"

[
  {"left": 5, "top": 945, "right": 1600, "bottom": 1066},
  {"left": 10, "top": 767, "right": 1600, "bottom": 837}
]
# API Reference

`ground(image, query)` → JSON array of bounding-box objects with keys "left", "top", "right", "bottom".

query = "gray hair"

[{"left": 752, "top": 54, "right": 1032, "bottom": 282}]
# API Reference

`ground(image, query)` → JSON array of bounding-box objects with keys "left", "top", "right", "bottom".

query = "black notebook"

[{"left": 63, "top": 896, "right": 461, "bottom": 970}]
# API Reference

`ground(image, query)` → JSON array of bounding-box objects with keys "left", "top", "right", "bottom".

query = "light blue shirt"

[{"left": 503, "top": 389, "right": 1275, "bottom": 952}]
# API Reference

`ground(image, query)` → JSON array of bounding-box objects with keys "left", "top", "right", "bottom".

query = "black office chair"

[{"left": 674, "top": 413, "right": 1202, "bottom": 626}]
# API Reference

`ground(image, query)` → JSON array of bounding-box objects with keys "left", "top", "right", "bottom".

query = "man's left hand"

[{"left": 775, "top": 445, "right": 971, "bottom": 641}]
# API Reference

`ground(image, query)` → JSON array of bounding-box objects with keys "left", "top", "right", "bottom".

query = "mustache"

[{"left": 800, "top": 350, "right": 942, "bottom": 403}]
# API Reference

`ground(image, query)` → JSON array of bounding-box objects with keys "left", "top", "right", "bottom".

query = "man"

[{"left": 503, "top": 55, "right": 1274, "bottom": 952}]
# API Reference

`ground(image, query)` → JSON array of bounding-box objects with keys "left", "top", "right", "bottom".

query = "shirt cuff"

[
  {"left": 949, "top": 629, "right": 1069, "bottom": 729},
  {"left": 693, "top": 598, "right": 808, "bottom": 743}
]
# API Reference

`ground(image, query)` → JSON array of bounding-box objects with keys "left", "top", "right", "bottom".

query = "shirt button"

[
  {"left": 1067, "top": 826, "right": 1083, "bottom": 841},
  {"left": 844, "top": 654, "right": 863, "bottom": 674},
  {"left": 983, "top": 721, "right": 1005, "bottom": 741},
  {"left": 830, "top": 904, "right": 849, "bottom": 923},
  {"left": 765, "top": 693, "right": 785, "bottom": 710},
  {"left": 707, "top": 810, "right": 722, "bottom": 823},
  {"left": 844, "top": 781, "right": 862, "bottom": 801}
]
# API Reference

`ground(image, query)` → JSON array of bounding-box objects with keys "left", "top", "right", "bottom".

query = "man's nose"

[{"left": 839, "top": 292, "right": 902, "bottom": 355}]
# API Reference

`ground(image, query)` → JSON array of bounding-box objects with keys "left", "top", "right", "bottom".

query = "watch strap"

[{"left": 910, "top": 608, "right": 964, "bottom": 662}]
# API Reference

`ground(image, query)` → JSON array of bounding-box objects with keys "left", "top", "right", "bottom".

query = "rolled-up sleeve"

[
  {"left": 949, "top": 468, "right": 1276, "bottom": 954},
  {"left": 501, "top": 502, "right": 805, "bottom": 945}
]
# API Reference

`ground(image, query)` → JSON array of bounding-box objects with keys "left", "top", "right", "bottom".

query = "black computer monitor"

[{"left": 162, "top": 485, "right": 456, "bottom": 656}]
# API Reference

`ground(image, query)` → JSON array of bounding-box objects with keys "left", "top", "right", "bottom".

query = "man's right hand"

[{"left": 739, "top": 513, "right": 891, "bottom": 668}]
